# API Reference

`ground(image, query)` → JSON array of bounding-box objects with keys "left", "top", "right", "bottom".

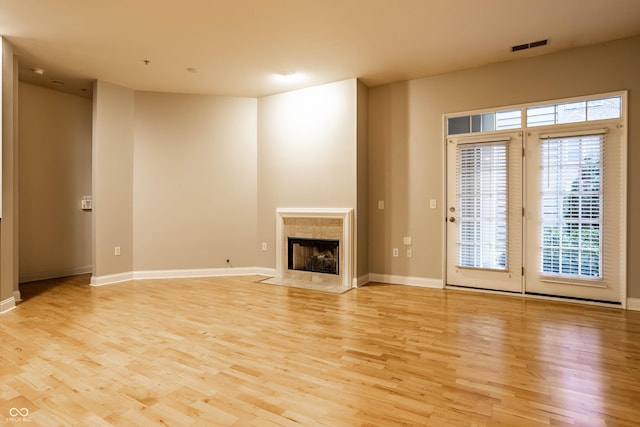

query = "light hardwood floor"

[{"left": 1, "top": 274, "right": 639, "bottom": 426}]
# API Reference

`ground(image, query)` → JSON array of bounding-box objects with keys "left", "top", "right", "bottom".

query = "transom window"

[
  {"left": 527, "top": 96, "right": 621, "bottom": 127},
  {"left": 446, "top": 94, "right": 622, "bottom": 136},
  {"left": 448, "top": 109, "right": 521, "bottom": 135}
]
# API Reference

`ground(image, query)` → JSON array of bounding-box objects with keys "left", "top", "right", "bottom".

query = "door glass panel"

[
  {"left": 539, "top": 135, "right": 603, "bottom": 279},
  {"left": 457, "top": 142, "right": 508, "bottom": 269}
]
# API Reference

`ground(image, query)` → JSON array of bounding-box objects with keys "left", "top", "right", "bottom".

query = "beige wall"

[
  {"left": 256, "top": 79, "right": 358, "bottom": 272},
  {"left": 133, "top": 92, "right": 257, "bottom": 270},
  {"left": 356, "top": 80, "right": 369, "bottom": 279},
  {"left": 0, "top": 37, "right": 19, "bottom": 307},
  {"left": 92, "top": 80, "right": 134, "bottom": 278},
  {"left": 6, "top": 35, "right": 637, "bottom": 301},
  {"left": 18, "top": 83, "right": 92, "bottom": 282},
  {"left": 368, "top": 35, "right": 640, "bottom": 297}
]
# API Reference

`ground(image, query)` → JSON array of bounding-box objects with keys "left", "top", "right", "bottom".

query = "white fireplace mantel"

[{"left": 275, "top": 208, "right": 354, "bottom": 288}]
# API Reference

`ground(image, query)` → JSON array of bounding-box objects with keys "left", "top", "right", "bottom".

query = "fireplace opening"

[{"left": 288, "top": 238, "right": 339, "bottom": 275}]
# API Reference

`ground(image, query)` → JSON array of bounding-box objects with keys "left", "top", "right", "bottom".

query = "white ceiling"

[{"left": 2, "top": 0, "right": 640, "bottom": 98}]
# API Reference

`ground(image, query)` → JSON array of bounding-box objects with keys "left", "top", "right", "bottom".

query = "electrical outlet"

[
  {"left": 261, "top": 242, "right": 267, "bottom": 251},
  {"left": 430, "top": 199, "right": 437, "bottom": 209},
  {"left": 378, "top": 200, "right": 385, "bottom": 210},
  {"left": 114, "top": 246, "right": 121, "bottom": 256},
  {"left": 392, "top": 248, "right": 399, "bottom": 257}
]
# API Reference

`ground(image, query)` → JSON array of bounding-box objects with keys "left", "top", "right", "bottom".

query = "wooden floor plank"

[{"left": 1, "top": 274, "right": 639, "bottom": 426}]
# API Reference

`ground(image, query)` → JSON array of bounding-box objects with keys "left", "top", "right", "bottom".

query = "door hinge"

[
  {"left": 522, "top": 266, "right": 525, "bottom": 276},
  {"left": 522, "top": 147, "right": 525, "bottom": 157},
  {"left": 522, "top": 207, "right": 525, "bottom": 217}
]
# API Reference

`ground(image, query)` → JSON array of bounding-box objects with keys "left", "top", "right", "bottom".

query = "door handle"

[{"left": 449, "top": 216, "right": 456, "bottom": 223}]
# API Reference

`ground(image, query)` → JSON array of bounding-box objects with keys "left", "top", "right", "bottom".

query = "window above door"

[{"left": 445, "top": 92, "right": 625, "bottom": 137}]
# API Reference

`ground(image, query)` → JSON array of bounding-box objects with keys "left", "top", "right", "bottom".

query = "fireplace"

[
  {"left": 272, "top": 208, "right": 354, "bottom": 289},
  {"left": 288, "top": 238, "right": 339, "bottom": 275}
]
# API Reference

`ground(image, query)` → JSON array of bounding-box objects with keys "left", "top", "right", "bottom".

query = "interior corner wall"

[
  {"left": 92, "top": 80, "right": 134, "bottom": 279},
  {"left": 0, "top": 37, "right": 18, "bottom": 307},
  {"left": 356, "top": 80, "right": 369, "bottom": 281},
  {"left": 368, "top": 35, "right": 640, "bottom": 297},
  {"left": 256, "top": 79, "right": 359, "bottom": 272},
  {"left": 132, "top": 92, "right": 258, "bottom": 271},
  {"left": 18, "top": 82, "right": 92, "bottom": 283}
]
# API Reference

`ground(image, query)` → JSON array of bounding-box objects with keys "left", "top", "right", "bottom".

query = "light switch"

[
  {"left": 81, "top": 195, "right": 93, "bottom": 210},
  {"left": 403, "top": 236, "right": 412, "bottom": 245},
  {"left": 430, "top": 199, "right": 437, "bottom": 209},
  {"left": 378, "top": 200, "right": 385, "bottom": 210}
]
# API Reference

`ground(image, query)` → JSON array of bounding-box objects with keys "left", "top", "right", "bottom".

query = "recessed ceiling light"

[{"left": 31, "top": 67, "right": 45, "bottom": 75}]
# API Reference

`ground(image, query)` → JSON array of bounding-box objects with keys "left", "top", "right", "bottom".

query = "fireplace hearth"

[{"left": 288, "top": 238, "right": 339, "bottom": 275}]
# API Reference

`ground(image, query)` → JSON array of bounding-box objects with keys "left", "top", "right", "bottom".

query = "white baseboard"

[
  {"left": 20, "top": 265, "right": 92, "bottom": 284},
  {"left": 0, "top": 296, "right": 16, "bottom": 314},
  {"left": 133, "top": 267, "right": 275, "bottom": 280},
  {"left": 91, "top": 267, "right": 276, "bottom": 287},
  {"left": 627, "top": 298, "right": 640, "bottom": 311},
  {"left": 90, "top": 271, "right": 135, "bottom": 286},
  {"left": 368, "top": 273, "right": 443, "bottom": 289},
  {"left": 354, "top": 274, "right": 370, "bottom": 287}
]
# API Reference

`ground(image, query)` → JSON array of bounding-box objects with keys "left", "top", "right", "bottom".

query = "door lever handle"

[{"left": 449, "top": 217, "right": 456, "bottom": 223}]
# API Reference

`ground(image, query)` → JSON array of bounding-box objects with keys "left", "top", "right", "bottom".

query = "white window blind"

[
  {"left": 457, "top": 142, "right": 508, "bottom": 269},
  {"left": 539, "top": 133, "right": 604, "bottom": 279}
]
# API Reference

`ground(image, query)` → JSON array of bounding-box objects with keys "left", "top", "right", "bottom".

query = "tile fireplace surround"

[{"left": 271, "top": 208, "right": 353, "bottom": 290}]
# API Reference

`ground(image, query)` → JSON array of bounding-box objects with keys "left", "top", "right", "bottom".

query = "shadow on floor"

[{"left": 18, "top": 273, "right": 92, "bottom": 303}]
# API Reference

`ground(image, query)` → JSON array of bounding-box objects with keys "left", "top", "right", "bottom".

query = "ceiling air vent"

[{"left": 511, "top": 39, "right": 549, "bottom": 52}]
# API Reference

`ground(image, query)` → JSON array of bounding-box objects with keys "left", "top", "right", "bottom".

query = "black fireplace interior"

[{"left": 288, "top": 238, "right": 339, "bottom": 275}]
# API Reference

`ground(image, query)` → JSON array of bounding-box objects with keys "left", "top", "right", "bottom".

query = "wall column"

[
  {"left": 91, "top": 80, "right": 134, "bottom": 284},
  {"left": 0, "top": 37, "right": 19, "bottom": 313}
]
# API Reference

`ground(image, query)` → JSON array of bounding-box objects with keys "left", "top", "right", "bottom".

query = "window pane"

[
  {"left": 587, "top": 96, "right": 621, "bottom": 120},
  {"left": 528, "top": 96, "right": 621, "bottom": 127},
  {"left": 495, "top": 109, "right": 521, "bottom": 129},
  {"left": 557, "top": 101, "right": 586, "bottom": 124},
  {"left": 527, "top": 105, "right": 555, "bottom": 127},
  {"left": 448, "top": 116, "right": 470, "bottom": 135},
  {"left": 540, "top": 135, "right": 603, "bottom": 279},
  {"left": 481, "top": 113, "right": 495, "bottom": 132},
  {"left": 471, "top": 114, "right": 482, "bottom": 133},
  {"left": 458, "top": 142, "right": 508, "bottom": 269}
]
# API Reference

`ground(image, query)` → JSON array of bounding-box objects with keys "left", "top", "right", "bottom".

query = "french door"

[
  {"left": 524, "top": 125, "right": 625, "bottom": 303},
  {"left": 446, "top": 123, "right": 625, "bottom": 304},
  {"left": 446, "top": 131, "right": 523, "bottom": 293}
]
